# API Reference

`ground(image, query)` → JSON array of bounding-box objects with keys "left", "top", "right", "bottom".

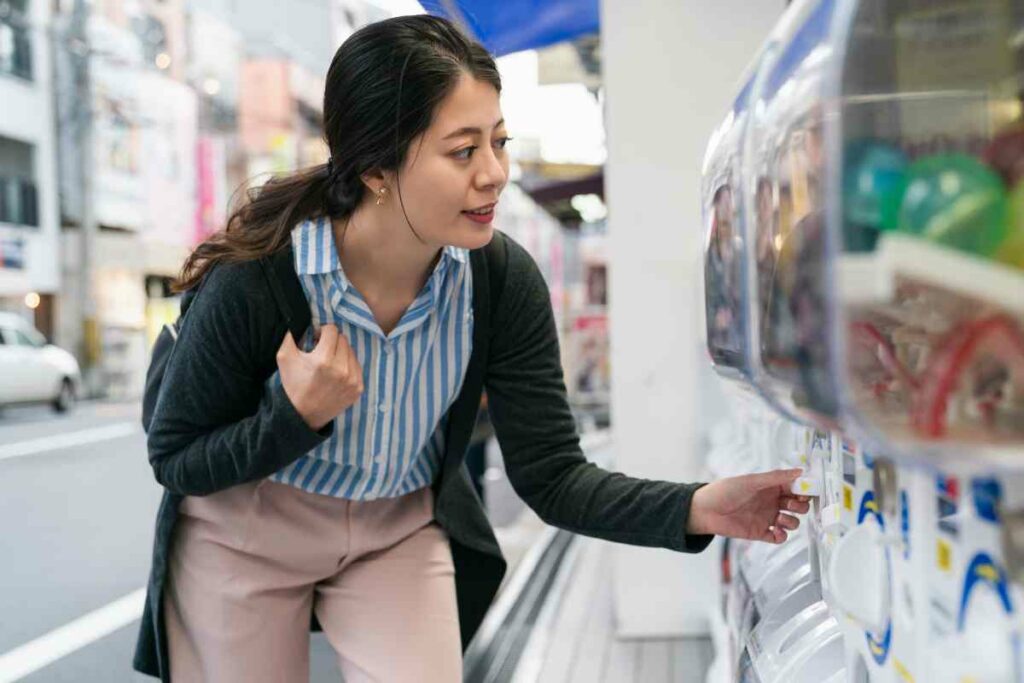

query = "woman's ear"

[{"left": 360, "top": 169, "right": 389, "bottom": 195}]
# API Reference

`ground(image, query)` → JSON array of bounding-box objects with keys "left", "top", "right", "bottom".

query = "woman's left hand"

[{"left": 686, "top": 469, "right": 811, "bottom": 544}]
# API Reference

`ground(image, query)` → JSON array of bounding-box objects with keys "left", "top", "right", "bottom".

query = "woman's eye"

[{"left": 453, "top": 137, "right": 512, "bottom": 160}]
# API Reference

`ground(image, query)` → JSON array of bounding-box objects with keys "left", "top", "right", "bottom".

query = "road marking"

[
  {"left": 0, "top": 423, "right": 140, "bottom": 462},
  {"left": 0, "top": 588, "right": 146, "bottom": 682}
]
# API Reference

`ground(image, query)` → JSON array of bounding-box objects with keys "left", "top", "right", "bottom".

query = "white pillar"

[{"left": 601, "top": 0, "right": 783, "bottom": 636}]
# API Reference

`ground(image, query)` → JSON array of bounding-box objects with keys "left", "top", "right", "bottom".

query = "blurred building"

[
  {"left": 48, "top": 0, "right": 377, "bottom": 398},
  {"left": 187, "top": 7, "right": 245, "bottom": 246},
  {"left": 53, "top": 0, "right": 197, "bottom": 397},
  {"left": 206, "top": 0, "right": 388, "bottom": 179},
  {"left": 239, "top": 59, "right": 327, "bottom": 178},
  {"left": 330, "top": 0, "right": 391, "bottom": 46},
  {"left": 0, "top": 0, "right": 61, "bottom": 340},
  {"left": 498, "top": 41, "right": 610, "bottom": 425},
  {"left": 36, "top": 0, "right": 585, "bottom": 401}
]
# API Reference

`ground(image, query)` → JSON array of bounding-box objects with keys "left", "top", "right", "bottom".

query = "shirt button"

[
  {"left": 374, "top": 454, "right": 384, "bottom": 463},
  {"left": 379, "top": 403, "right": 389, "bottom": 414}
]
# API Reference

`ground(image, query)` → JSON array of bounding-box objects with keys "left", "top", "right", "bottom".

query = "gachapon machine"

[
  {"left": 704, "top": 0, "right": 1024, "bottom": 681},
  {"left": 834, "top": 0, "right": 1024, "bottom": 463},
  {"left": 704, "top": 66, "right": 822, "bottom": 683},
  {"left": 738, "top": 0, "right": 1024, "bottom": 455},
  {"left": 831, "top": 3, "right": 1024, "bottom": 678},
  {"left": 742, "top": 0, "right": 845, "bottom": 431}
]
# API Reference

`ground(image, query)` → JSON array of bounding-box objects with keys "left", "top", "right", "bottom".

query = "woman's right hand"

[
  {"left": 686, "top": 469, "right": 810, "bottom": 543},
  {"left": 277, "top": 324, "right": 364, "bottom": 431}
]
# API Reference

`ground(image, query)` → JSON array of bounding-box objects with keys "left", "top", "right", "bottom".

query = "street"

[
  {"left": 0, "top": 401, "right": 535, "bottom": 682},
  {"left": 0, "top": 401, "right": 351, "bottom": 682}
]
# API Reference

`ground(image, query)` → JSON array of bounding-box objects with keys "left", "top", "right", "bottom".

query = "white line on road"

[
  {"left": 0, "top": 588, "right": 146, "bottom": 682},
  {"left": 0, "top": 423, "right": 140, "bottom": 462}
]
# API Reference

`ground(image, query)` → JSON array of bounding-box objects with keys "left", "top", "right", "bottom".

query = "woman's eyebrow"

[{"left": 442, "top": 118, "right": 506, "bottom": 140}]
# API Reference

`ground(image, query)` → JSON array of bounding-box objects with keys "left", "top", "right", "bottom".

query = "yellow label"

[
  {"left": 938, "top": 539, "right": 952, "bottom": 572},
  {"left": 800, "top": 480, "right": 811, "bottom": 493},
  {"left": 843, "top": 485, "right": 854, "bottom": 512},
  {"left": 894, "top": 658, "right": 914, "bottom": 682},
  {"left": 976, "top": 564, "right": 999, "bottom": 583}
]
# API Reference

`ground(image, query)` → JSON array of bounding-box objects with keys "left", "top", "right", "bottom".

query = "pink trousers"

[{"left": 163, "top": 479, "right": 462, "bottom": 682}]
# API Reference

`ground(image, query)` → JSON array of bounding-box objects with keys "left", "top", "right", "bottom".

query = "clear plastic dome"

[
  {"left": 703, "top": 76, "right": 756, "bottom": 382},
  {"left": 836, "top": 0, "right": 1024, "bottom": 461},
  {"left": 743, "top": 0, "right": 843, "bottom": 427},
  {"left": 703, "top": 0, "right": 1024, "bottom": 464}
]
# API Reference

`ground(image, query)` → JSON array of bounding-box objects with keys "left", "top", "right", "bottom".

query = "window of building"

[
  {"left": 0, "top": 137, "right": 39, "bottom": 228},
  {"left": 0, "top": 0, "right": 32, "bottom": 80},
  {"left": 132, "top": 14, "right": 169, "bottom": 70}
]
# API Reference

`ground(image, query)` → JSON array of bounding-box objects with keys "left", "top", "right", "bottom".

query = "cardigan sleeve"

[
  {"left": 484, "top": 238, "right": 713, "bottom": 553},
  {"left": 146, "top": 260, "right": 332, "bottom": 496}
]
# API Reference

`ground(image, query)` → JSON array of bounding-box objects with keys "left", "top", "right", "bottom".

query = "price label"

[{"left": 937, "top": 539, "right": 952, "bottom": 572}]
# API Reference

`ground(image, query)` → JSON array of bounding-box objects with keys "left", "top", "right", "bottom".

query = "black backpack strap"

[
  {"left": 176, "top": 265, "right": 214, "bottom": 320},
  {"left": 177, "top": 288, "right": 198, "bottom": 318},
  {"left": 259, "top": 246, "right": 311, "bottom": 345}
]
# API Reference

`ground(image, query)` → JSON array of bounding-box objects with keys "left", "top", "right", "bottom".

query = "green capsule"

[{"left": 896, "top": 153, "right": 1008, "bottom": 257}]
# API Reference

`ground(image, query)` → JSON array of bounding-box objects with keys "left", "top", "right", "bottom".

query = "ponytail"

[{"left": 174, "top": 163, "right": 358, "bottom": 292}]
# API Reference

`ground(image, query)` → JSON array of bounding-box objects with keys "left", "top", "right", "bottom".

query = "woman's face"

[{"left": 391, "top": 72, "right": 510, "bottom": 250}]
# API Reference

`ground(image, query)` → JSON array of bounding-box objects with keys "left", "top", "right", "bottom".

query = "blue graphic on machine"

[
  {"left": 936, "top": 475, "right": 960, "bottom": 538},
  {"left": 958, "top": 553, "right": 1013, "bottom": 631},
  {"left": 858, "top": 492, "right": 893, "bottom": 666},
  {"left": 972, "top": 478, "right": 1002, "bottom": 525},
  {"left": 900, "top": 490, "right": 910, "bottom": 560}
]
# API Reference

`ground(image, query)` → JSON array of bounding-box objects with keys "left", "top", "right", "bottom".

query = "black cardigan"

[{"left": 133, "top": 230, "right": 712, "bottom": 681}]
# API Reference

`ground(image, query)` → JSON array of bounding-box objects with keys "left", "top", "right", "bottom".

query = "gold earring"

[{"left": 376, "top": 187, "right": 387, "bottom": 206}]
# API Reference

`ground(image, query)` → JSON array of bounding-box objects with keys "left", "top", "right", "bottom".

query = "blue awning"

[{"left": 419, "top": 0, "right": 599, "bottom": 56}]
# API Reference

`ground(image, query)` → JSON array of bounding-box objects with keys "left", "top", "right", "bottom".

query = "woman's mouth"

[{"left": 462, "top": 203, "right": 496, "bottom": 224}]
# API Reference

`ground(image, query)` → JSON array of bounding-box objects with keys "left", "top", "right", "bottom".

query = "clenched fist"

[{"left": 277, "top": 324, "right": 364, "bottom": 431}]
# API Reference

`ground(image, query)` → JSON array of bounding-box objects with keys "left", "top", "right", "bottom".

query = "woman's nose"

[{"left": 475, "top": 146, "right": 508, "bottom": 190}]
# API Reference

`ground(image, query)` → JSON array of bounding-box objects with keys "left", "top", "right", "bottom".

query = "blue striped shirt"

[{"left": 267, "top": 216, "right": 474, "bottom": 500}]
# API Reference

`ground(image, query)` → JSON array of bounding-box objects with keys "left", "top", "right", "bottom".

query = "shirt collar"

[
  {"left": 292, "top": 216, "right": 341, "bottom": 276},
  {"left": 292, "top": 217, "right": 468, "bottom": 298},
  {"left": 444, "top": 245, "right": 468, "bottom": 264},
  {"left": 425, "top": 246, "right": 467, "bottom": 307}
]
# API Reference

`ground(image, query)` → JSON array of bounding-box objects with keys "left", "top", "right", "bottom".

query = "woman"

[{"left": 133, "top": 15, "right": 809, "bottom": 682}]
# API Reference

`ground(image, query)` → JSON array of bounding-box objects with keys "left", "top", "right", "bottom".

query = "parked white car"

[{"left": 0, "top": 312, "right": 81, "bottom": 412}]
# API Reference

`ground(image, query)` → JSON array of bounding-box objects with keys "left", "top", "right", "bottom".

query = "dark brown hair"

[{"left": 174, "top": 15, "right": 500, "bottom": 291}]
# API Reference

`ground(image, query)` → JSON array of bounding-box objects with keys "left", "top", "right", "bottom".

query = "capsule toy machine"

[
  {"left": 832, "top": 0, "right": 1024, "bottom": 680},
  {"left": 705, "top": 0, "right": 1024, "bottom": 681},
  {"left": 701, "top": 35, "right": 829, "bottom": 680},
  {"left": 702, "top": 3, "right": 857, "bottom": 681},
  {"left": 702, "top": 66, "right": 771, "bottom": 488},
  {"left": 743, "top": 0, "right": 1024, "bottom": 679},
  {"left": 736, "top": 7, "right": 859, "bottom": 671},
  {"left": 734, "top": 2, "right": 860, "bottom": 680},
  {"left": 703, "top": 62, "right": 810, "bottom": 683},
  {"left": 701, "top": 61, "right": 761, "bottom": 683}
]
